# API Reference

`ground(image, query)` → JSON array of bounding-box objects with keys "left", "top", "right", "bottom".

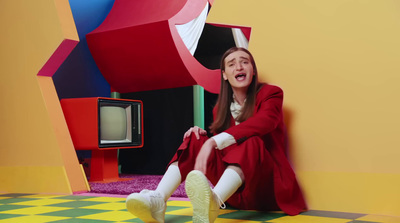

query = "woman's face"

[{"left": 222, "top": 50, "right": 254, "bottom": 91}]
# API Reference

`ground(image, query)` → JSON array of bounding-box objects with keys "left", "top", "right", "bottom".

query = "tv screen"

[
  {"left": 100, "top": 106, "right": 127, "bottom": 141},
  {"left": 98, "top": 99, "right": 142, "bottom": 148}
]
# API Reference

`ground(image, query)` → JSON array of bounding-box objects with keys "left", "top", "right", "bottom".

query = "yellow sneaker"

[
  {"left": 126, "top": 189, "right": 166, "bottom": 223},
  {"left": 185, "top": 170, "right": 221, "bottom": 223}
]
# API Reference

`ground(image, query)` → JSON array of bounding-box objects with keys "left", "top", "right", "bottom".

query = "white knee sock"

[
  {"left": 156, "top": 164, "right": 182, "bottom": 201},
  {"left": 213, "top": 168, "right": 243, "bottom": 202}
]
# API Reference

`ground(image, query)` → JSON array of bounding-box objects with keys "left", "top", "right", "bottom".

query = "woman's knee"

[
  {"left": 246, "top": 135, "right": 264, "bottom": 143},
  {"left": 186, "top": 133, "right": 209, "bottom": 148},
  {"left": 235, "top": 136, "right": 265, "bottom": 153},
  {"left": 190, "top": 132, "right": 209, "bottom": 141}
]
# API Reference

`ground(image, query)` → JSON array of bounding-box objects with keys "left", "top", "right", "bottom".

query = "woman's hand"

[
  {"left": 194, "top": 138, "right": 217, "bottom": 174},
  {"left": 183, "top": 126, "right": 207, "bottom": 140}
]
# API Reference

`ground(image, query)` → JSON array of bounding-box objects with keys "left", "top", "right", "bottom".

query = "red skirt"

[{"left": 169, "top": 133, "right": 280, "bottom": 211}]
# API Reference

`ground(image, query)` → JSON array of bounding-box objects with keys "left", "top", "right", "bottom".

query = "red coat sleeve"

[{"left": 224, "top": 84, "right": 284, "bottom": 144}]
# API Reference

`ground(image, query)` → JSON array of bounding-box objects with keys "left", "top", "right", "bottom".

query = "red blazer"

[{"left": 217, "top": 83, "right": 307, "bottom": 215}]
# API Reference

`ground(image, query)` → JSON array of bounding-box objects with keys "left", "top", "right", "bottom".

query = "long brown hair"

[{"left": 209, "top": 47, "right": 261, "bottom": 134}]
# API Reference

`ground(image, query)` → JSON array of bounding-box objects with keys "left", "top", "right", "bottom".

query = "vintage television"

[{"left": 61, "top": 97, "right": 143, "bottom": 181}]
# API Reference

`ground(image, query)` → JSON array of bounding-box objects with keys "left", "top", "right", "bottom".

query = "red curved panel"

[
  {"left": 87, "top": 0, "right": 221, "bottom": 94},
  {"left": 93, "top": 0, "right": 187, "bottom": 31}
]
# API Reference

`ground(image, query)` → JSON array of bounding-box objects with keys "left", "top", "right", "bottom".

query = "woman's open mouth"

[{"left": 235, "top": 73, "right": 246, "bottom": 81}]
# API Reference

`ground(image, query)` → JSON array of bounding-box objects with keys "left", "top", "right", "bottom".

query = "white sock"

[
  {"left": 213, "top": 168, "right": 243, "bottom": 202},
  {"left": 156, "top": 164, "right": 182, "bottom": 201}
]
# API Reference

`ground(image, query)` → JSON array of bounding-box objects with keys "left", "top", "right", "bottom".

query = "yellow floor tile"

[
  {"left": 81, "top": 202, "right": 126, "bottom": 211},
  {"left": 81, "top": 196, "right": 126, "bottom": 202},
  {"left": 167, "top": 200, "right": 191, "bottom": 207},
  {"left": 268, "top": 215, "right": 350, "bottom": 223},
  {"left": 357, "top": 214, "right": 400, "bottom": 223}
]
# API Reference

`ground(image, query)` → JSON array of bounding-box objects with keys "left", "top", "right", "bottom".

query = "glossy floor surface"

[{"left": 0, "top": 193, "right": 399, "bottom": 223}]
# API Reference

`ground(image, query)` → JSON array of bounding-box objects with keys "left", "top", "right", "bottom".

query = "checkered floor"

[{"left": 0, "top": 193, "right": 398, "bottom": 223}]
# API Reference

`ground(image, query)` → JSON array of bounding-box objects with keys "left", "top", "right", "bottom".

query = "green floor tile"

[
  {"left": 119, "top": 217, "right": 144, "bottom": 223},
  {"left": 165, "top": 205, "right": 190, "bottom": 212},
  {"left": 0, "top": 213, "right": 27, "bottom": 220},
  {"left": 0, "top": 193, "right": 34, "bottom": 198},
  {"left": 347, "top": 221, "right": 381, "bottom": 223},
  {"left": 165, "top": 215, "right": 192, "bottom": 223},
  {"left": 0, "top": 204, "right": 33, "bottom": 211},
  {"left": 0, "top": 197, "right": 38, "bottom": 204},
  {"left": 301, "top": 210, "right": 366, "bottom": 219}
]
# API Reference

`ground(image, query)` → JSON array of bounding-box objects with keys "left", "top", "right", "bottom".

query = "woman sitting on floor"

[{"left": 126, "top": 47, "right": 307, "bottom": 223}]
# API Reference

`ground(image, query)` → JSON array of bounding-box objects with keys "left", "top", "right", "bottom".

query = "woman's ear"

[{"left": 222, "top": 71, "right": 228, "bottom": 80}]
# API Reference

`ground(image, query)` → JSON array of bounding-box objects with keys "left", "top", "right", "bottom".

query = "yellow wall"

[
  {"left": 1, "top": 0, "right": 399, "bottom": 216},
  {"left": 0, "top": 0, "right": 87, "bottom": 193},
  {"left": 208, "top": 0, "right": 400, "bottom": 217}
]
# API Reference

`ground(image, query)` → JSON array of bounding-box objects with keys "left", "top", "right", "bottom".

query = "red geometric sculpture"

[{"left": 86, "top": 0, "right": 221, "bottom": 94}]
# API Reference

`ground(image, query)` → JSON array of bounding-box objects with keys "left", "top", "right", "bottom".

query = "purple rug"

[{"left": 89, "top": 174, "right": 187, "bottom": 198}]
